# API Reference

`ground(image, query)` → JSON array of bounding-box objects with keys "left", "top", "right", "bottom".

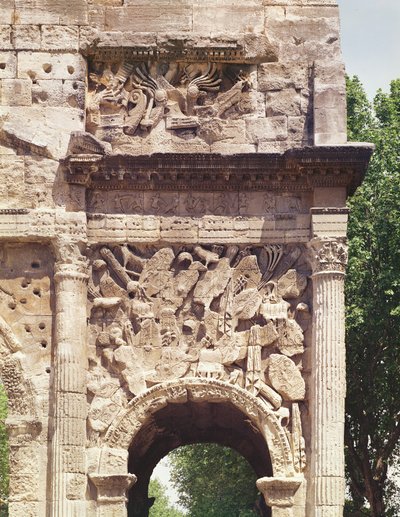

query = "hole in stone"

[
  {"left": 33, "top": 288, "right": 41, "bottom": 297},
  {"left": 8, "top": 301, "right": 16, "bottom": 310},
  {"left": 67, "top": 65, "right": 74, "bottom": 75},
  {"left": 43, "top": 63, "right": 52, "bottom": 73},
  {"left": 45, "top": 367, "right": 51, "bottom": 374},
  {"left": 21, "top": 279, "right": 30, "bottom": 288},
  {"left": 33, "top": 90, "right": 49, "bottom": 103},
  {"left": 25, "top": 325, "right": 31, "bottom": 333},
  {"left": 39, "top": 322, "right": 46, "bottom": 330},
  {"left": 41, "top": 340, "right": 47, "bottom": 349},
  {"left": 281, "top": 416, "right": 289, "bottom": 427},
  {"left": 0, "top": 63, "right": 6, "bottom": 70},
  {"left": 67, "top": 95, "right": 78, "bottom": 108},
  {"left": 20, "top": 298, "right": 27, "bottom": 304},
  {"left": 31, "top": 261, "right": 41, "bottom": 268},
  {"left": 72, "top": 81, "right": 78, "bottom": 90}
]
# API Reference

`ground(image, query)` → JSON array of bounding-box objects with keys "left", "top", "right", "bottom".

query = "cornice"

[{"left": 62, "top": 142, "right": 374, "bottom": 194}]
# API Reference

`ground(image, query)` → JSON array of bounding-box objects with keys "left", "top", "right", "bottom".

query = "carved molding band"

[{"left": 63, "top": 142, "right": 373, "bottom": 194}]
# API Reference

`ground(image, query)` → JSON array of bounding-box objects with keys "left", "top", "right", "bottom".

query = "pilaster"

[
  {"left": 50, "top": 255, "right": 89, "bottom": 517},
  {"left": 308, "top": 237, "right": 348, "bottom": 517}
]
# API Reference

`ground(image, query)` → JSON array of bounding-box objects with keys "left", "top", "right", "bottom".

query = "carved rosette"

[{"left": 309, "top": 238, "right": 348, "bottom": 275}]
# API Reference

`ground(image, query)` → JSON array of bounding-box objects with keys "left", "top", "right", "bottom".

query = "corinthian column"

[
  {"left": 50, "top": 250, "right": 89, "bottom": 517},
  {"left": 309, "top": 238, "right": 348, "bottom": 517}
]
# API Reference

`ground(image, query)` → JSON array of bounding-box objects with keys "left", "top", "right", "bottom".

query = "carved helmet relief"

[{"left": 87, "top": 243, "right": 310, "bottom": 471}]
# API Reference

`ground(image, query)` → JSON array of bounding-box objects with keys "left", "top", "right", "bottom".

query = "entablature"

[{"left": 63, "top": 138, "right": 374, "bottom": 195}]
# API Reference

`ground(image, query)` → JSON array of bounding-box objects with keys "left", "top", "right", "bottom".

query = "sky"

[{"left": 337, "top": 0, "right": 400, "bottom": 98}]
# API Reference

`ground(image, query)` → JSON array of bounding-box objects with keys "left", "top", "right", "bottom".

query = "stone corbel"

[
  {"left": 257, "top": 477, "right": 302, "bottom": 517},
  {"left": 90, "top": 474, "right": 137, "bottom": 517}
]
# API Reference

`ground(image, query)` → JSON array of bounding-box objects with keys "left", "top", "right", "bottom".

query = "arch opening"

[{"left": 127, "top": 397, "right": 273, "bottom": 517}]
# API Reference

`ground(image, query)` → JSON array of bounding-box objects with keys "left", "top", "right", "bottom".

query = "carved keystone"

[
  {"left": 89, "top": 473, "right": 137, "bottom": 503},
  {"left": 256, "top": 477, "right": 302, "bottom": 508}
]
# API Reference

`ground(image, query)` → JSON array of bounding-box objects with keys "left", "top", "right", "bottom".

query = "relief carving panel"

[
  {"left": 87, "top": 190, "right": 310, "bottom": 217},
  {"left": 87, "top": 242, "right": 310, "bottom": 472},
  {"left": 87, "top": 59, "right": 255, "bottom": 149}
]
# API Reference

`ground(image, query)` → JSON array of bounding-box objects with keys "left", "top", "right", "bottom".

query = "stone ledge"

[{"left": 63, "top": 139, "right": 374, "bottom": 195}]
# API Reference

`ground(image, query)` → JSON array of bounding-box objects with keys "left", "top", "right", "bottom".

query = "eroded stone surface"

[{"left": 87, "top": 244, "right": 310, "bottom": 430}]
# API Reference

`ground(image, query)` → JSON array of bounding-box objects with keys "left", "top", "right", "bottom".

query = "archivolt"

[{"left": 105, "top": 378, "right": 295, "bottom": 477}]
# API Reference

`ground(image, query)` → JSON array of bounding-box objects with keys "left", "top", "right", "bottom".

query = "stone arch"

[
  {"left": 104, "top": 378, "right": 294, "bottom": 478},
  {"left": 89, "top": 379, "right": 302, "bottom": 516},
  {"left": 0, "top": 315, "right": 38, "bottom": 418}
]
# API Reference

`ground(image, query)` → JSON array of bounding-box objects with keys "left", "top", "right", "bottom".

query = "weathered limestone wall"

[
  {"left": 1, "top": 0, "right": 345, "bottom": 165},
  {"left": 0, "top": 1, "right": 372, "bottom": 517}
]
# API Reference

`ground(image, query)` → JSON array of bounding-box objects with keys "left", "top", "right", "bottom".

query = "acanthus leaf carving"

[{"left": 310, "top": 238, "right": 348, "bottom": 274}]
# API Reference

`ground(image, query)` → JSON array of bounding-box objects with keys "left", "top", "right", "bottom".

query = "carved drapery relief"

[
  {"left": 87, "top": 243, "right": 310, "bottom": 473},
  {"left": 87, "top": 59, "right": 254, "bottom": 147}
]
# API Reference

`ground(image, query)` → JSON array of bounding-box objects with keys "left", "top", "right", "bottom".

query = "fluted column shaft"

[
  {"left": 50, "top": 262, "right": 89, "bottom": 517},
  {"left": 309, "top": 239, "right": 348, "bottom": 517}
]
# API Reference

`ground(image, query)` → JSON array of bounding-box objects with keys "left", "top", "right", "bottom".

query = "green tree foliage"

[
  {"left": 169, "top": 444, "right": 259, "bottom": 517},
  {"left": 148, "top": 479, "right": 185, "bottom": 517},
  {"left": 0, "top": 383, "right": 9, "bottom": 517},
  {"left": 345, "top": 76, "right": 400, "bottom": 517}
]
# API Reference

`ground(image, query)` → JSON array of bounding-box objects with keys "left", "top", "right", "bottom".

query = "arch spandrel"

[{"left": 104, "top": 378, "right": 295, "bottom": 478}]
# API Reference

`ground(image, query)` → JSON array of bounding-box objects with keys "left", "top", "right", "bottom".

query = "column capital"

[
  {"left": 54, "top": 263, "right": 89, "bottom": 283},
  {"left": 256, "top": 477, "right": 302, "bottom": 508},
  {"left": 53, "top": 240, "right": 89, "bottom": 282},
  {"left": 89, "top": 474, "right": 137, "bottom": 503},
  {"left": 308, "top": 238, "right": 348, "bottom": 275}
]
